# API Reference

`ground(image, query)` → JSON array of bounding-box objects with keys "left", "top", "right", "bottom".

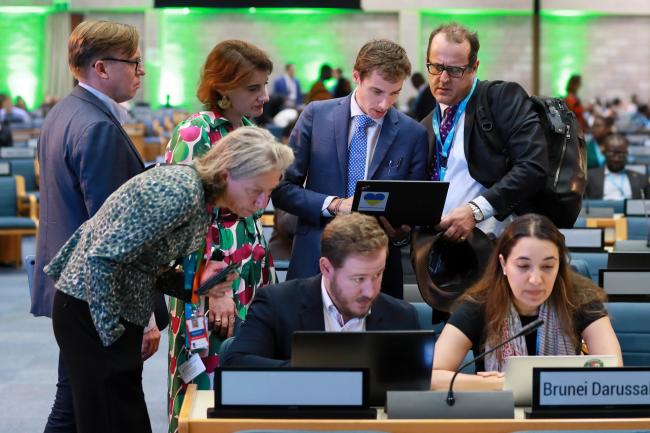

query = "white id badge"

[
  {"left": 178, "top": 353, "right": 206, "bottom": 384},
  {"left": 186, "top": 314, "right": 209, "bottom": 351}
]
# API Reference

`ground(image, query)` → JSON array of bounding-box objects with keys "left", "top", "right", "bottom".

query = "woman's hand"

[
  {"left": 207, "top": 293, "right": 236, "bottom": 339},
  {"left": 476, "top": 370, "right": 505, "bottom": 388},
  {"left": 199, "top": 260, "right": 238, "bottom": 298}
]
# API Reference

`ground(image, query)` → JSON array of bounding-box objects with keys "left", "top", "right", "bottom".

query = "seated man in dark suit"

[
  {"left": 585, "top": 133, "right": 650, "bottom": 200},
  {"left": 222, "top": 213, "right": 420, "bottom": 367}
]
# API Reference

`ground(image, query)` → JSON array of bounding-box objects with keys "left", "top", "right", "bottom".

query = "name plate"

[
  {"left": 559, "top": 228, "right": 604, "bottom": 250},
  {"left": 0, "top": 147, "right": 35, "bottom": 158},
  {"left": 533, "top": 367, "right": 650, "bottom": 407},
  {"left": 625, "top": 199, "right": 648, "bottom": 217}
]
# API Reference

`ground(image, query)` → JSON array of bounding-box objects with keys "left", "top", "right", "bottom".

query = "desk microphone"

[
  {"left": 446, "top": 318, "right": 544, "bottom": 406},
  {"left": 641, "top": 190, "right": 650, "bottom": 248}
]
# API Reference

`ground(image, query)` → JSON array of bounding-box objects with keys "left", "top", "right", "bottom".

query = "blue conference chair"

[
  {"left": 626, "top": 217, "right": 649, "bottom": 241},
  {"left": 607, "top": 302, "right": 650, "bottom": 367},
  {"left": 570, "top": 252, "right": 608, "bottom": 282}
]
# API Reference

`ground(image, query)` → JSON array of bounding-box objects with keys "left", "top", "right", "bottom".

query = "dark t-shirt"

[{"left": 448, "top": 299, "right": 607, "bottom": 371}]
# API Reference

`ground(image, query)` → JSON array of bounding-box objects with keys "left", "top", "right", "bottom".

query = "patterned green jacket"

[{"left": 45, "top": 165, "right": 212, "bottom": 346}]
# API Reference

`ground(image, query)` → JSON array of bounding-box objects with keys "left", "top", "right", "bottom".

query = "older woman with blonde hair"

[
  {"left": 47, "top": 126, "right": 293, "bottom": 433},
  {"left": 163, "top": 39, "right": 278, "bottom": 432},
  {"left": 431, "top": 213, "right": 622, "bottom": 391}
]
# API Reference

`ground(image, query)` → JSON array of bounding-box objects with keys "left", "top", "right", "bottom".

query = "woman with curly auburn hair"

[
  {"left": 163, "top": 40, "right": 275, "bottom": 433},
  {"left": 430, "top": 213, "right": 622, "bottom": 391}
]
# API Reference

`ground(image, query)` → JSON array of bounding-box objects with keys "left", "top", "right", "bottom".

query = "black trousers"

[{"left": 52, "top": 291, "right": 152, "bottom": 433}]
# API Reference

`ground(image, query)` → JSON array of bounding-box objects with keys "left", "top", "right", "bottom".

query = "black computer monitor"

[
  {"left": 291, "top": 330, "right": 435, "bottom": 407},
  {"left": 607, "top": 252, "right": 650, "bottom": 270}
]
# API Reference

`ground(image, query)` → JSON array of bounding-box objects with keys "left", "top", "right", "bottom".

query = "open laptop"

[
  {"left": 352, "top": 180, "right": 448, "bottom": 227},
  {"left": 291, "top": 330, "right": 435, "bottom": 407},
  {"left": 503, "top": 355, "right": 618, "bottom": 406}
]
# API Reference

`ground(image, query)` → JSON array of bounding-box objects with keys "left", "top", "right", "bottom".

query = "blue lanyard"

[
  {"left": 432, "top": 77, "right": 478, "bottom": 180},
  {"left": 606, "top": 171, "right": 627, "bottom": 197}
]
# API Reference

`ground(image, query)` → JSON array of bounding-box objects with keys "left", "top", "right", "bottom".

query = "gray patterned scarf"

[{"left": 484, "top": 302, "right": 575, "bottom": 372}]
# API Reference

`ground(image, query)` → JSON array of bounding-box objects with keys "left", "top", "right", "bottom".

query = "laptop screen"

[{"left": 291, "top": 330, "right": 435, "bottom": 407}]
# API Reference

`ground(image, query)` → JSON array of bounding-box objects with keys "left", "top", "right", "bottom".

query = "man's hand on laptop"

[{"left": 328, "top": 197, "right": 354, "bottom": 215}]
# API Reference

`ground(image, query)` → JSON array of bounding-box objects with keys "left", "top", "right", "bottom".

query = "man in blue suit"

[
  {"left": 272, "top": 62, "right": 303, "bottom": 108},
  {"left": 272, "top": 40, "right": 429, "bottom": 299},
  {"left": 31, "top": 21, "right": 155, "bottom": 433},
  {"left": 222, "top": 213, "right": 420, "bottom": 367}
]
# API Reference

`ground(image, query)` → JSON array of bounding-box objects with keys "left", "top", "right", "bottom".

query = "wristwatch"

[{"left": 467, "top": 201, "right": 484, "bottom": 223}]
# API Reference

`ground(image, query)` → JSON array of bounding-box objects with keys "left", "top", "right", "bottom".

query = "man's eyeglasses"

[
  {"left": 605, "top": 150, "right": 628, "bottom": 157},
  {"left": 96, "top": 57, "right": 143, "bottom": 72},
  {"left": 426, "top": 62, "right": 472, "bottom": 78}
]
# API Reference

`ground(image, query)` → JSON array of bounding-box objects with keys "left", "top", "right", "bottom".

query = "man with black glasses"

[
  {"left": 32, "top": 20, "right": 156, "bottom": 433},
  {"left": 421, "top": 22, "right": 547, "bottom": 241}
]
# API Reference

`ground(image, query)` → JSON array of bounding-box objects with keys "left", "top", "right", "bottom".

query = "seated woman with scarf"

[{"left": 430, "top": 213, "right": 622, "bottom": 391}]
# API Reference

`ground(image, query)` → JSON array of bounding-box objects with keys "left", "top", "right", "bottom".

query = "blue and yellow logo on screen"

[{"left": 357, "top": 191, "right": 389, "bottom": 212}]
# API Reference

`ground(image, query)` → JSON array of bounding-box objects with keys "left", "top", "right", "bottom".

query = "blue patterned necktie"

[
  {"left": 346, "top": 114, "right": 375, "bottom": 197},
  {"left": 430, "top": 104, "right": 459, "bottom": 180}
]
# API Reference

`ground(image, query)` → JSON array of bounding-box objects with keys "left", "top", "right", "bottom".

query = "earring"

[
  {"left": 502, "top": 270, "right": 507, "bottom": 276},
  {"left": 217, "top": 95, "right": 231, "bottom": 110}
]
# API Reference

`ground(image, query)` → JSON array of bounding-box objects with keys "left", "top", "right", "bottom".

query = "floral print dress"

[{"left": 165, "top": 111, "right": 276, "bottom": 433}]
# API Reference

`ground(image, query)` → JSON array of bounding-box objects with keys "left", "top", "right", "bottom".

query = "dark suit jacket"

[
  {"left": 222, "top": 275, "right": 421, "bottom": 367},
  {"left": 272, "top": 75, "right": 303, "bottom": 105},
  {"left": 585, "top": 166, "right": 650, "bottom": 199},
  {"left": 271, "top": 95, "right": 429, "bottom": 298},
  {"left": 421, "top": 80, "right": 548, "bottom": 219},
  {"left": 32, "top": 86, "right": 144, "bottom": 318}
]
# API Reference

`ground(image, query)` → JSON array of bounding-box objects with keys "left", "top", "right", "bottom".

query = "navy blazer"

[
  {"left": 222, "top": 275, "right": 421, "bottom": 367},
  {"left": 272, "top": 75, "right": 303, "bottom": 105},
  {"left": 271, "top": 95, "right": 428, "bottom": 297},
  {"left": 32, "top": 86, "right": 144, "bottom": 317}
]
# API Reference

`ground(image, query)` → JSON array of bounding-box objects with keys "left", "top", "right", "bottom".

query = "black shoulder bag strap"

[{"left": 475, "top": 80, "right": 506, "bottom": 157}]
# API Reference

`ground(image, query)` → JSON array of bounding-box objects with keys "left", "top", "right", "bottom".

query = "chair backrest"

[
  {"left": 607, "top": 302, "right": 650, "bottom": 366},
  {"left": 569, "top": 252, "right": 608, "bottom": 282},
  {"left": 8, "top": 158, "right": 36, "bottom": 191},
  {"left": 626, "top": 216, "right": 649, "bottom": 241},
  {"left": 410, "top": 302, "right": 433, "bottom": 331},
  {"left": 0, "top": 176, "right": 18, "bottom": 216}
]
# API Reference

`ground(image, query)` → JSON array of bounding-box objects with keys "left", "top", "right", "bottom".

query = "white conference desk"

[{"left": 178, "top": 384, "right": 650, "bottom": 433}]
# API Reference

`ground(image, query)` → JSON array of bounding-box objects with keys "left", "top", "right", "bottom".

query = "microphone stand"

[
  {"left": 446, "top": 318, "right": 544, "bottom": 406},
  {"left": 640, "top": 190, "right": 650, "bottom": 248}
]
